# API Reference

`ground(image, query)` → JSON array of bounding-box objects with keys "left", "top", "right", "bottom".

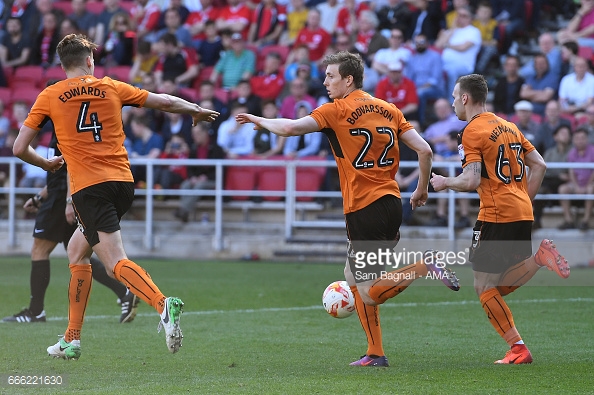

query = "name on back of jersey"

[
  {"left": 59, "top": 86, "right": 107, "bottom": 103},
  {"left": 346, "top": 103, "right": 394, "bottom": 125}
]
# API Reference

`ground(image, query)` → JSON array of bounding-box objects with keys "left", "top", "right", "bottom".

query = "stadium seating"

[
  {"left": 94, "top": 65, "right": 106, "bottom": 78},
  {"left": 225, "top": 166, "right": 258, "bottom": 201},
  {"left": 44, "top": 66, "right": 66, "bottom": 83},
  {"left": 179, "top": 87, "right": 198, "bottom": 102},
  {"left": 105, "top": 65, "right": 132, "bottom": 82},
  {"left": 257, "top": 45, "right": 290, "bottom": 71},
  {"left": 119, "top": 1, "right": 135, "bottom": 13},
  {"left": 86, "top": 1, "right": 106, "bottom": 14},
  {"left": 296, "top": 168, "right": 325, "bottom": 202},
  {"left": 0, "top": 87, "right": 11, "bottom": 106},
  {"left": 12, "top": 66, "right": 44, "bottom": 88},
  {"left": 53, "top": 1, "right": 73, "bottom": 15},
  {"left": 10, "top": 80, "right": 40, "bottom": 89},
  {"left": 261, "top": 45, "right": 290, "bottom": 64},
  {"left": 256, "top": 167, "right": 286, "bottom": 201},
  {"left": 295, "top": 157, "right": 327, "bottom": 202},
  {"left": 10, "top": 87, "right": 41, "bottom": 106},
  {"left": 3, "top": 67, "right": 12, "bottom": 80}
]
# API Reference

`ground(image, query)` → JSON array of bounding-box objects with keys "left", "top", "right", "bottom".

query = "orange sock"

[
  {"left": 113, "top": 259, "right": 166, "bottom": 314},
  {"left": 351, "top": 286, "right": 384, "bottom": 357},
  {"left": 65, "top": 264, "right": 92, "bottom": 342},
  {"left": 368, "top": 259, "right": 428, "bottom": 304},
  {"left": 497, "top": 257, "right": 540, "bottom": 296},
  {"left": 479, "top": 288, "right": 522, "bottom": 346}
]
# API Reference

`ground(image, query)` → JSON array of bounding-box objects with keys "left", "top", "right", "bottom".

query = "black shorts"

[
  {"left": 72, "top": 181, "right": 135, "bottom": 247},
  {"left": 345, "top": 194, "right": 402, "bottom": 283},
  {"left": 33, "top": 191, "right": 77, "bottom": 245},
  {"left": 469, "top": 220, "right": 533, "bottom": 274}
]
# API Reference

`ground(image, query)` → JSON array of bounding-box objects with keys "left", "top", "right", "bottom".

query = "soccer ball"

[{"left": 322, "top": 281, "right": 355, "bottom": 318}]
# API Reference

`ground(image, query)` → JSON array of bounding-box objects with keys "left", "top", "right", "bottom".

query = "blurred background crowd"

[{"left": 0, "top": 0, "right": 593, "bottom": 230}]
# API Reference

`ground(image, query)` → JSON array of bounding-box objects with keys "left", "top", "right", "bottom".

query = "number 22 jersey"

[
  {"left": 24, "top": 76, "right": 149, "bottom": 194},
  {"left": 310, "top": 89, "right": 413, "bottom": 214}
]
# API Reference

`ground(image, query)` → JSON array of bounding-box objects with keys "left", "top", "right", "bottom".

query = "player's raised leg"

[
  {"left": 534, "top": 239, "right": 570, "bottom": 279},
  {"left": 497, "top": 241, "right": 570, "bottom": 296},
  {"left": 94, "top": 230, "right": 184, "bottom": 353},
  {"left": 88, "top": 257, "right": 139, "bottom": 323}
]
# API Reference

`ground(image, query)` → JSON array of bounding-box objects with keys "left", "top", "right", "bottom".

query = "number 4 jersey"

[
  {"left": 24, "top": 76, "right": 149, "bottom": 194},
  {"left": 310, "top": 89, "right": 413, "bottom": 214},
  {"left": 459, "top": 112, "right": 535, "bottom": 223}
]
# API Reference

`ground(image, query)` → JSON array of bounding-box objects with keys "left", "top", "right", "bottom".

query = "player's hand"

[
  {"left": 430, "top": 172, "right": 447, "bottom": 192},
  {"left": 235, "top": 113, "right": 263, "bottom": 130},
  {"left": 410, "top": 188, "right": 428, "bottom": 210},
  {"left": 65, "top": 201, "right": 76, "bottom": 225},
  {"left": 193, "top": 107, "right": 220, "bottom": 125},
  {"left": 45, "top": 155, "right": 64, "bottom": 173},
  {"left": 23, "top": 198, "right": 39, "bottom": 213}
]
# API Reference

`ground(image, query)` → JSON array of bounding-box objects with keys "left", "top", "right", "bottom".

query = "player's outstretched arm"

[
  {"left": 13, "top": 125, "right": 64, "bottom": 172},
  {"left": 431, "top": 162, "right": 481, "bottom": 192},
  {"left": 143, "top": 92, "right": 220, "bottom": 126},
  {"left": 236, "top": 113, "right": 319, "bottom": 137},
  {"left": 400, "top": 128, "right": 433, "bottom": 209},
  {"left": 524, "top": 149, "right": 546, "bottom": 201}
]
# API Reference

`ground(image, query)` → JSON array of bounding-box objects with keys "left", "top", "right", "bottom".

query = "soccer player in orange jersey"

[
  {"left": 431, "top": 74, "right": 571, "bottom": 364},
  {"left": 13, "top": 34, "right": 219, "bottom": 359},
  {"left": 237, "top": 51, "right": 460, "bottom": 367}
]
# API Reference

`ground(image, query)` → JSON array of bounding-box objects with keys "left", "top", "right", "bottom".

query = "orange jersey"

[
  {"left": 459, "top": 112, "right": 535, "bottom": 223},
  {"left": 24, "top": 76, "right": 149, "bottom": 194},
  {"left": 310, "top": 90, "right": 413, "bottom": 214}
]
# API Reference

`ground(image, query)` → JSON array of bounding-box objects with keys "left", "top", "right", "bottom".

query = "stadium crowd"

[{"left": 0, "top": 0, "right": 593, "bottom": 229}]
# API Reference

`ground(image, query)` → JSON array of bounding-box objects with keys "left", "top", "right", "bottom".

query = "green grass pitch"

[{"left": 0, "top": 257, "right": 593, "bottom": 394}]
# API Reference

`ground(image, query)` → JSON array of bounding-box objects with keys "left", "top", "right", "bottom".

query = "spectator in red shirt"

[
  {"left": 154, "top": 33, "right": 199, "bottom": 89},
  {"left": 248, "top": 0, "right": 286, "bottom": 48},
  {"left": 375, "top": 60, "right": 419, "bottom": 120},
  {"left": 185, "top": 0, "right": 219, "bottom": 43},
  {"left": 216, "top": 0, "right": 251, "bottom": 38},
  {"left": 335, "top": 0, "right": 369, "bottom": 36},
  {"left": 293, "top": 8, "right": 331, "bottom": 62},
  {"left": 250, "top": 52, "right": 285, "bottom": 100},
  {"left": 130, "top": 0, "right": 161, "bottom": 39}
]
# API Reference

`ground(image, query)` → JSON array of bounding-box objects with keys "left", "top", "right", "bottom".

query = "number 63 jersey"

[
  {"left": 310, "top": 90, "right": 413, "bottom": 214},
  {"left": 24, "top": 76, "right": 149, "bottom": 194},
  {"left": 459, "top": 112, "right": 535, "bottom": 223}
]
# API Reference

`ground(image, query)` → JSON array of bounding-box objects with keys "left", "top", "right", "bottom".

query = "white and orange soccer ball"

[{"left": 322, "top": 281, "right": 355, "bottom": 318}]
